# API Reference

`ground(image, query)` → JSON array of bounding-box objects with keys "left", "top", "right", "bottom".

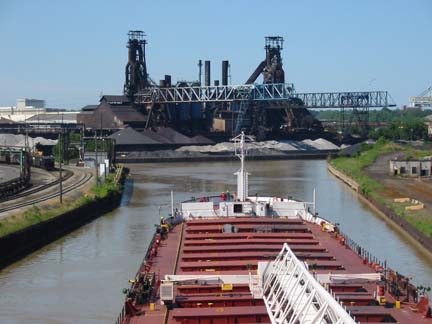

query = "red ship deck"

[{"left": 120, "top": 217, "right": 432, "bottom": 324}]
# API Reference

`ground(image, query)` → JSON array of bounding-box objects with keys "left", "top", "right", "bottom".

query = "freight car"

[
  {"left": 31, "top": 155, "right": 55, "bottom": 171},
  {"left": 0, "top": 150, "right": 55, "bottom": 171}
]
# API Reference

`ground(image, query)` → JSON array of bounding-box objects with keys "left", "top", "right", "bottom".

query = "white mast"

[
  {"left": 171, "top": 190, "right": 174, "bottom": 217},
  {"left": 232, "top": 131, "right": 254, "bottom": 202}
]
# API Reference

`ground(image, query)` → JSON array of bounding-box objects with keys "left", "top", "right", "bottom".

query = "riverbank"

[
  {"left": 328, "top": 140, "right": 432, "bottom": 253},
  {"left": 0, "top": 166, "right": 128, "bottom": 269}
]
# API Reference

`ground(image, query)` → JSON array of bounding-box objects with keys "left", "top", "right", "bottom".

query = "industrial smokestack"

[
  {"left": 222, "top": 60, "right": 229, "bottom": 86},
  {"left": 164, "top": 75, "right": 171, "bottom": 87},
  {"left": 198, "top": 60, "right": 202, "bottom": 85},
  {"left": 205, "top": 60, "right": 211, "bottom": 87}
]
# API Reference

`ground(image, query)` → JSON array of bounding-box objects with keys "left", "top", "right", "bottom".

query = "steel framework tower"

[{"left": 124, "top": 31, "right": 150, "bottom": 98}]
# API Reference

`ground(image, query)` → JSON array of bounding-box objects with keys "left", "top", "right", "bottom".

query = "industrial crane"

[{"left": 410, "top": 86, "right": 432, "bottom": 108}]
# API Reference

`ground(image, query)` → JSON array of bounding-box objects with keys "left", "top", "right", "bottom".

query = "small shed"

[{"left": 389, "top": 157, "right": 432, "bottom": 177}]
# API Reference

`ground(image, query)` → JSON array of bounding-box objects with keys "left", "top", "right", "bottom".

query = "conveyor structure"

[{"left": 136, "top": 83, "right": 391, "bottom": 107}]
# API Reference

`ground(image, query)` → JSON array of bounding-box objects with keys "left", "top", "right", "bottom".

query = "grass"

[
  {"left": 330, "top": 139, "right": 432, "bottom": 238},
  {"left": 0, "top": 171, "right": 122, "bottom": 238},
  {"left": 400, "top": 148, "right": 432, "bottom": 160},
  {"left": 330, "top": 139, "right": 399, "bottom": 197}
]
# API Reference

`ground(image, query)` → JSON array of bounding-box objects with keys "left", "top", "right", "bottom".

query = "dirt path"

[{"left": 365, "top": 151, "right": 432, "bottom": 211}]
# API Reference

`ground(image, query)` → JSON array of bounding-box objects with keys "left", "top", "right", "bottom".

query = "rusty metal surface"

[{"left": 121, "top": 216, "right": 432, "bottom": 324}]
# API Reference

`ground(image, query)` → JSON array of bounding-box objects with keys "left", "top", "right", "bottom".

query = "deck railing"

[
  {"left": 338, "top": 229, "right": 420, "bottom": 303},
  {"left": 114, "top": 304, "right": 126, "bottom": 324}
]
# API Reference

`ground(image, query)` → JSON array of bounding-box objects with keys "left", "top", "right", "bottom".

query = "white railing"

[
  {"left": 249, "top": 272, "right": 263, "bottom": 299},
  {"left": 261, "top": 243, "right": 357, "bottom": 324}
]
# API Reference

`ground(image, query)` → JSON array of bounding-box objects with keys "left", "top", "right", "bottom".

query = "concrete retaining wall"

[
  {"left": 0, "top": 170, "right": 127, "bottom": 269},
  {"left": 363, "top": 194, "right": 432, "bottom": 252},
  {"left": 327, "top": 163, "right": 360, "bottom": 192}
]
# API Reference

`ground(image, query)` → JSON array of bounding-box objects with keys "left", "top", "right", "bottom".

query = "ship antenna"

[{"left": 231, "top": 131, "right": 255, "bottom": 201}]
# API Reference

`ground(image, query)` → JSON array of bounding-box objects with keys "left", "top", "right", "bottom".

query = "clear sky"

[{"left": 0, "top": 0, "right": 431, "bottom": 109}]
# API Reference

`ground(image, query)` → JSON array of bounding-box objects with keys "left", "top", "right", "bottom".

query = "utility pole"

[
  {"left": 95, "top": 130, "right": 99, "bottom": 186},
  {"left": 79, "top": 125, "right": 84, "bottom": 164},
  {"left": 59, "top": 130, "right": 63, "bottom": 203}
]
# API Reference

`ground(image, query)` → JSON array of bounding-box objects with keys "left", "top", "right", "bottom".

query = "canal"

[{"left": 0, "top": 160, "right": 431, "bottom": 323}]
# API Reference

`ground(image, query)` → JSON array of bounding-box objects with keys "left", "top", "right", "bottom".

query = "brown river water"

[{"left": 0, "top": 160, "right": 431, "bottom": 324}]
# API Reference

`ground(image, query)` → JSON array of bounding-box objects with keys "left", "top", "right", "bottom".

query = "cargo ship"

[{"left": 116, "top": 132, "right": 431, "bottom": 324}]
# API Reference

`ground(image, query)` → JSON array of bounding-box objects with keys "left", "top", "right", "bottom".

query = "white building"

[
  {"left": 16, "top": 98, "right": 45, "bottom": 110},
  {"left": 0, "top": 98, "right": 52, "bottom": 122}
]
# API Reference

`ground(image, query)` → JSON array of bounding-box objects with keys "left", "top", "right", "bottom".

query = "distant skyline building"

[{"left": 0, "top": 98, "right": 72, "bottom": 122}]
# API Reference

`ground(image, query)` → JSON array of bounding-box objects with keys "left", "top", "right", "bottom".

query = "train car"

[
  {"left": 0, "top": 150, "right": 55, "bottom": 171},
  {"left": 32, "top": 155, "right": 55, "bottom": 171}
]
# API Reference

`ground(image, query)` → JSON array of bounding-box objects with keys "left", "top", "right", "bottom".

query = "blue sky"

[{"left": 0, "top": 0, "right": 431, "bottom": 109}]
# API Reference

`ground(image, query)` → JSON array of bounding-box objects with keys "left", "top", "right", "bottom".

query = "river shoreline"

[
  {"left": 0, "top": 167, "right": 128, "bottom": 270},
  {"left": 327, "top": 163, "right": 432, "bottom": 256}
]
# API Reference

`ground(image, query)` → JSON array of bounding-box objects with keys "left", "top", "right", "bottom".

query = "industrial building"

[
  {"left": 25, "top": 112, "right": 78, "bottom": 125},
  {"left": 0, "top": 98, "right": 74, "bottom": 124},
  {"left": 16, "top": 98, "right": 45, "bottom": 110},
  {"left": 76, "top": 31, "right": 393, "bottom": 141},
  {"left": 109, "top": 126, "right": 214, "bottom": 152},
  {"left": 410, "top": 86, "right": 432, "bottom": 108},
  {"left": 77, "top": 96, "right": 146, "bottom": 130},
  {"left": 389, "top": 157, "right": 432, "bottom": 177},
  {"left": 0, "top": 98, "right": 46, "bottom": 122}
]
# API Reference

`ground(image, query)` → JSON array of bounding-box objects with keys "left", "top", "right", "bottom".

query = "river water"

[{"left": 0, "top": 160, "right": 431, "bottom": 324}]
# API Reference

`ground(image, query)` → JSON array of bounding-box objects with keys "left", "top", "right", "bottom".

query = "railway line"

[
  {"left": 0, "top": 169, "right": 93, "bottom": 214},
  {"left": 0, "top": 169, "right": 73, "bottom": 204}
]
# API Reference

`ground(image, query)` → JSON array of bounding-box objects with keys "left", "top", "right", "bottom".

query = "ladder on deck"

[{"left": 261, "top": 243, "right": 358, "bottom": 324}]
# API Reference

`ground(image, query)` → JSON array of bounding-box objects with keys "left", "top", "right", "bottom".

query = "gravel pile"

[
  {"left": 0, "top": 134, "right": 57, "bottom": 147},
  {"left": 0, "top": 134, "right": 23, "bottom": 146},
  {"left": 176, "top": 138, "right": 340, "bottom": 154},
  {"left": 126, "top": 150, "right": 208, "bottom": 158},
  {"left": 301, "top": 138, "right": 340, "bottom": 150}
]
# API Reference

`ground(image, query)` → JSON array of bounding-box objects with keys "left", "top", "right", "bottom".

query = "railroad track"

[
  {"left": 0, "top": 169, "right": 74, "bottom": 204},
  {"left": 0, "top": 170, "right": 93, "bottom": 214}
]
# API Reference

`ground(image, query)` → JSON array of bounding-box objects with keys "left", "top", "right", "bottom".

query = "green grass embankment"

[
  {"left": 329, "top": 139, "right": 432, "bottom": 238},
  {"left": 0, "top": 173, "right": 122, "bottom": 238}
]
